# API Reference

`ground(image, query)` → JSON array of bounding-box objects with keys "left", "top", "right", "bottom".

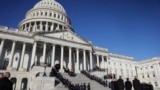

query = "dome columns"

[{"left": 20, "top": 21, "right": 67, "bottom": 32}]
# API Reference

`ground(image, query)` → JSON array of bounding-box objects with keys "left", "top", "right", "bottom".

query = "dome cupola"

[{"left": 18, "top": 0, "right": 72, "bottom": 33}]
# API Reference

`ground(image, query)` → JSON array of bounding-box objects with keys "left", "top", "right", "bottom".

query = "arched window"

[
  {"left": 54, "top": 14, "right": 56, "bottom": 17},
  {"left": 58, "top": 14, "right": 60, "bottom": 19},
  {"left": 50, "top": 12, "right": 52, "bottom": 17}
]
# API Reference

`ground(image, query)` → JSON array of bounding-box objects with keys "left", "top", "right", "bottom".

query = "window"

[
  {"left": 147, "top": 74, "right": 150, "bottom": 78},
  {"left": 151, "top": 66, "right": 153, "bottom": 68},
  {"left": 54, "top": 14, "right": 56, "bottom": 17},
  {"left": 153, "top": 73, "right": 156, "bottom": 77},
  {"left": 155, "top": 82, "right": 158, "bottom": 86},
  {"left": 58, "top": 15, "right": 60, "bottom": 18},
  {"left": 50, "top": 13, "right": 52, "bottom": 16}
]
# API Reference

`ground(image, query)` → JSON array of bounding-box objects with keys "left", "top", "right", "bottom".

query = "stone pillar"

[
  {"left": 68, "top": 47, "right": 72, "bottom": 69},
  {"left": 19, "top": 43, "right": 26, "bottom": 71},
  {"left": 0, "top": 39, "right": 5, "bottom": 59},
  {"left": 42, "top": 43, "right": 46, "bottom": 64},
  {"left": 33, "top": 22, "right": 37, "bottom": 32},
  {"left": 30, "top": 42, "right": 37, "bottom": 70},
  {"left": 76, "top": 48, "right": 80, "bottom": 73},
  {"left": 154, "top": 64, "right": 159, "bottom": 77},
  {"left": 97, "top": 55, "right": 99, "bottom": 67},
  {"left": 24, "top": 24, "right": 27, "bottom": 31},
  {"left": 51, "top": 44, "right": 55, "bottom": 67},
  {"left": 7, "top": 41, "right": 16, "bottom": 70},
  {"left": 45, "top": 22, "right": 48, "bottom": 32},
  {"left": 89, "top": 51, "right": 93, "bottom": 70},
  {"left": 60, "top": 45, "right": 64, "bottom": 72},
  {"left": 28, "top": 23, "right": 31, "bottom": 32},
  {"left": 51, "top": 23, "right": 54, "bottom": 31},
  {"left": 56, "top": 24, "right": 60, "bottom": 30},
  {"left": 102, "top": 56, "right": 105, "bottom": 69},
  {"left": 40, "top": 21, "right": 43, "bottom": 30},
  {"left": 15, "top": 77, "right": 22, "bottom": 90},
  {"left": 83, "top": 50, "right": 86, "bottom": 70}
]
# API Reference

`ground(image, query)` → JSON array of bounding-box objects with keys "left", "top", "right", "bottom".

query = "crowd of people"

[
  {"left": 63, "top": 67, "right": 76, "bottom": 77},
  {"left": 110, "top": 76, "right": 154, "bottom": 90},
  {"left": 50, "top": 68, "right": 90, "bottom": 90},
  {"left": 81, "top": 70, "right": 108, "bottom": 87},
  {"left": 0, "top": 72, "right": 13, "bottom": 90}
]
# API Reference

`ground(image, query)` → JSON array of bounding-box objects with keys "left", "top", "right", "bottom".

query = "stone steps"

[{"left": 60, "top": 73, "right": 111, "bottom": 90}]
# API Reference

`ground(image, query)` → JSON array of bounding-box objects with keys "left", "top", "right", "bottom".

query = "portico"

[{"left": 0, "top": 35, "right": 107, "bottom": 73}]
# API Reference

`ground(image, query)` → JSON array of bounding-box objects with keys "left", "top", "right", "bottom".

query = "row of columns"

[
  {"left": 0, "top": 39, "right": 107, "bottom": 72},
  {"left": 96, "top": 55, "right": 106, "bottom": 68},
  {"left": 21, "top": 21, "right": 66, "bottom": 32}
]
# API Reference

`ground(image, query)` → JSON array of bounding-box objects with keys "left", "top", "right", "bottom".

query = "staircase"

[{"left": 55, "top": 73, "right": 111, "bottom": 90}]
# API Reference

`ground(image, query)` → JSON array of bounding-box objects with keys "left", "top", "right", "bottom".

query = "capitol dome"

[
  {"left": 18, "top": 0, "right": 72, "bottom": 33},
  {"left": 33, "top": 0, "right": 66, "bottom": 14}
]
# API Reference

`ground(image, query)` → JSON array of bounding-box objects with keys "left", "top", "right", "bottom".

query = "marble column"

[
  {"left": 68, "top": 47, "right": 72, "bottom": 69},
  {"left": 51, "top": 44, "right": 55, "bottom": 67},
  {"left": 76, "top": 48, "right": 80, "bottom": 73},
  {"left": 42, "top": 43, "right": 46, "bottom": 64},
  {"left": 24, "top": 24, "right": 27, "bottom": 31},
  {"left": 154, "top": 64, "right": 159, "bottom": 77},
  {"left": 60, "top": 45, "right": 64, "bottom": 72},
  {"left": 45, "top": 22, "right": 48, "bottom": 32},
  {"left": 51, "top": 23, "right": 54, "bottom": 31},
  {"left": 7, "top": 41, "right": 16, "bottom": 70},
  {"left": 102, "top": 56, "right": 105, "bottom": 69},
  {"left": 97, "top": 55, "right": 99, "bottom": 67},
  {"left": 83, "top": 50, "right": 86, "bottom": 70},
  {"left": 28, "top": 23, "right": 31, "bottom": 32},
  {"left": 30, "top": 42, "right": 37, "bottom": 70},
  {"left": 19, "top": 43, "right": 26, "bottom": 71},
  {"left": 89, "top": 51, "right": 93, "bottom": 70},
  {"left": 40, "top": 21, "right": 43, "bottom": 30},
  {"left": 0, "top": 39, "right": 5, "bottom": 59}
]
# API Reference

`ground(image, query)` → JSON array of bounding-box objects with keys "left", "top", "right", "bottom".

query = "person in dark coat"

[
  {"left": 117, "top": 76, "right": 125, "bottom": 90},
  {"left": 148, "top": 82, "right": 153, "bottom": 90},
  {"left": 3, "top": 72, "right": 13, "bottom": 90},
  {"left": 0, "top": 73, "right": 4, "bottom": 89},
  {"left": 133, "top": 76, "right": 141, "bottom": 90},
  {"left": 87, "top": 83, "right": 90, "bottom": 90},
  {"left": 125, "top": 78, "right": 132, "bottom": 90}
]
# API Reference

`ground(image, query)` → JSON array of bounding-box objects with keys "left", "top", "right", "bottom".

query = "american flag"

[{"left": 64, "top": 21, "right": 70, "bottom": 28}]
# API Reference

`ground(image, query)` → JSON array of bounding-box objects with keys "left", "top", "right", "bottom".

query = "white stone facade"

[{"left": 0, "top": 0, "right": 160, "bottom": 90}]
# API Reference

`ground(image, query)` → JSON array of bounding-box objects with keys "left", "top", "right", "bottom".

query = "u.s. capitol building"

[{"left": 0, "top": 0, "right": 160, "bottom": 90}]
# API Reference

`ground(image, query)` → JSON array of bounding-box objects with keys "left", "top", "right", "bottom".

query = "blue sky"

[{"left": 0, "top": 0, "right": 160, "bottom": 61}]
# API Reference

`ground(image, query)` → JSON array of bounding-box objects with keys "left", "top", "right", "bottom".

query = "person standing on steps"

[
  {"left": 2, "top": 72, "right": 13, "bottom": 90},
  {"left": 125, "top": 78, "right": 132, "bottom": 90},
  {"left": 133, "top": 76, "right": 141, "bottom": 90},
  {"left": 117, "top": 76, "right": 125, "bottom": 90},
  {"left": 0, "top": 73, "right": 4, "bottom": 89}
]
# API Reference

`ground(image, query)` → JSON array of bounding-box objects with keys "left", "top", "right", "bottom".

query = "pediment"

[{"left": 42, "top": 31, "right": 90, "bottom": 45}]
